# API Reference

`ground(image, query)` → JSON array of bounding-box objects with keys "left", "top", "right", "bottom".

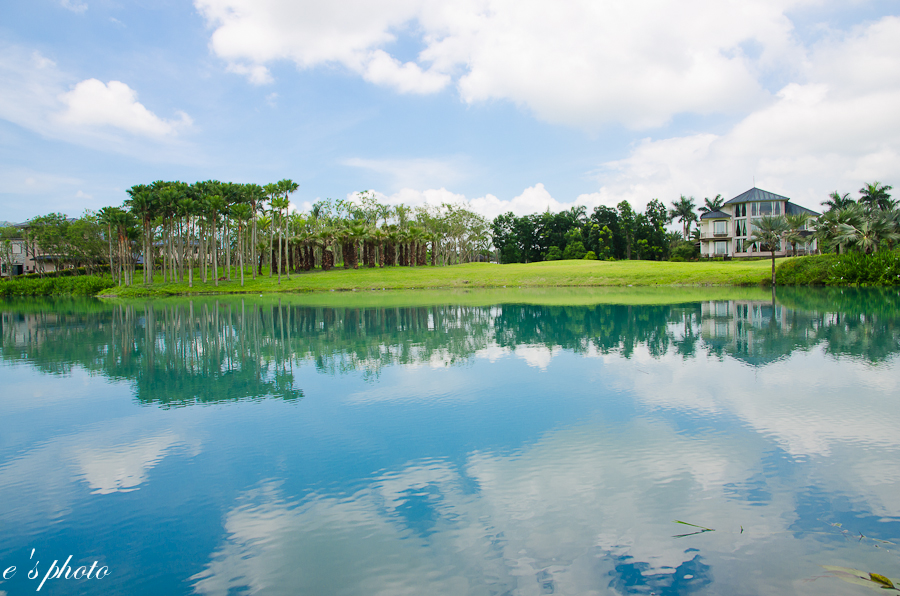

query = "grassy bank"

[
  {"left": 98, "top": 259, "right": 779, "bottom": 298},
  {"left": 99, "top": 285, "right": 776, "bottom": 309}
]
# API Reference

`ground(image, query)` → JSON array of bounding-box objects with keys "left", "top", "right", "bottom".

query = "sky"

[{"left": 1, "top": 0, "right": 899, "bottom": 223}]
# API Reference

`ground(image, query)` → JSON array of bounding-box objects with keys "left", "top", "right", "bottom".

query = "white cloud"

[
  {"left": 0, "top": 167, "right": 83, "bottom": 196},
  {"left": 0, "top": 45, "right": 193, "bottom": 151},
  {"left": 226, "top": 62, "right": 273, "bottom": 85},
  {"left": 343, "top": 156, "right": 467, "bottom": 190},
  {"left": 195, "top": 0, "right": 449, "bottom": 94},
  {"left": 585, "top": 15, "right": 900, "bottom": 211},
  {"left": 60, "top": 0, "right": 88, "bottom": 13},
  {"left": 57, "top": 79, "right": 193, "bottom": 137},
  {"left": 194, "top": 0, "right": 814, "bottom": 127}
]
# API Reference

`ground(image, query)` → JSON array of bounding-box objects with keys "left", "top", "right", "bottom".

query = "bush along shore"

[
  {"left": 775, "top": 251, "right": 900, "bottom": 286},
  {"left": 0, "top": 275, "right": 116, "bottom": 297}
]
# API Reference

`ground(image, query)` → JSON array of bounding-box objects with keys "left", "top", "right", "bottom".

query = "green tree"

[
  {"left": 859, "top": 182, "right": 895, "bottom": 212},
  {"left": 750, "top": 215, "right": 789, "bottom": 286},
  {"left": 698, "top": 194, "right": 724, "bottom": 214},
  {"left": 668, "top": 195, "right": 697, "bottom": 239},
  {"left": 821, "top": 191, "right": 855, "bottom": 212},
  {"left": 617, "top": 201, "right": 636, "bottom": 259}
]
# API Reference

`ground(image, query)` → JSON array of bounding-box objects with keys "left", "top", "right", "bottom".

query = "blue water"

[{"left": 1, "top": 289, "right": 898, "bottom": 595}]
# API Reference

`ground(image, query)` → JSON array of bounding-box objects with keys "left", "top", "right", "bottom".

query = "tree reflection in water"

[{"left": 1, "top": 288, "right": 898, "bottom": 407}]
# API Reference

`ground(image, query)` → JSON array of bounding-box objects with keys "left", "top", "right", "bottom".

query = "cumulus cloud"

[
  {"left": 0, "top": 45, "right": 193, "bottom": 152},
  {"left": 193, "top": 0, "right": 815, "bottom": 127},
  {"left": 57, "top": 79, "right": 193, "bottom": 137},
  {"left": 192, "top": 2, "right": 900, "bottom": 211},
  {"left": 580, "top": 16, "right": 900, "bottom": 210},
  {"left": 195, "top": 0, "right": 449, "bottom": 94}
]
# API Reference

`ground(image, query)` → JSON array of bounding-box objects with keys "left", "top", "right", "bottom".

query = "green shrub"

[
  {"left": 670, "top": 242, "right": 697, "bottom": 261},
  {"left": 545, "top": 246, "right": 563, "bottom": 261},
  {"left": 0, "top": 275, "right": 116, "bottom": 297},
  {"left": 582, "top": 251, "right": 598, "bottom": 260},
  {"left": 775, "top": 254, "right": 837, "bottom": 285},
  {"left": 826, "top": 251, "right": 900, "bottom": 286}
]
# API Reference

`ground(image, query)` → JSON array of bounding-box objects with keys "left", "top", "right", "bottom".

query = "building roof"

[
  {"left": 724, "top": 187, "right": 791, "bottom": 205},
  {"left": 785, "top": 202, "right": 820, "bottom": 217},
  {"left": 723, "top": 186, "right": 820, "bottom": 217},
  {"left": 699, "top": 209, "right": 730, "bottom": 220}
]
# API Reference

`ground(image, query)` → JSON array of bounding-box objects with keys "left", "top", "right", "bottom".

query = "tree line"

[
  {"left": 1, "top": 180, "right": 896, "bottom": 286},
  {"left": 1, "top": 180, "right": 492, "bottom": 287}
]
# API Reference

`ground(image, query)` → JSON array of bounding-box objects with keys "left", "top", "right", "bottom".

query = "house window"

[
  {"left": 715, "top": 241, "right": 728, "bottom": 255},
  {"left": 735, "top": 239, "right": 744, "bottom": 253},
  {"left": 713, "top": 220, "right": 726, "bottom": 235}
]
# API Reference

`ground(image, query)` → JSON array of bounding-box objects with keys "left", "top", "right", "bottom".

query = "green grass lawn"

[{"left": 101, "top": 258, "right": 782, "bottom": 298}]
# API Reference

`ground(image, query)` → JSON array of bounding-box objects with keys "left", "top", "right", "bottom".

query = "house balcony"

[{"left": 700, "top": 232, "right": 732, "bottom": 240}]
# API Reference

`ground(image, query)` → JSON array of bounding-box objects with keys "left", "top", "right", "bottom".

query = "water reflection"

[
  {"left": 2, "top": 289, "right": 899, "bottom": 404},
  {"left": 1, "top": 289, "right": 899, "bottom": 596}
]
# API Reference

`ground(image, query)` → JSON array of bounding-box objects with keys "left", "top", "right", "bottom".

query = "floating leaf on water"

[
  {"left": 870, "top": 573, "right": 895, "bottom": 589},
  {"left": 821, "top": 566, "right": 900, "bottom": 591},
  {"left": 671, "top": 520, "right": 715, "bottom": 538},
  {"left": 672, "top": 521, "right": 715, "bottom": 531}
]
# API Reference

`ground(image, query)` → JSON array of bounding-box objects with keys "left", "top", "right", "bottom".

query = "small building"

[
  {"left": 1, "top": 222, "right": 68, "bottom": 278},
  {"left": 698, "top": 188, "right": 819, "bottom": 258}
]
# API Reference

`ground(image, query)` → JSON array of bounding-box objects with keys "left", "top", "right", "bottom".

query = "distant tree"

[
  {"left": 669, "top": 195, "right": 697, "bottom": 239},
  {"left": 859, "top": 181, "right": 894, "bottom": 212},
  {"left": 821, "top": 191, "right": 855, "bottom": 212},
  {"left": 783, "top": 213, "right": 811, "bottom": 257},
  {"left": 835, "top": 210, "right": 900, "bottom": 254},
  {"left": 617, "top": 201, "right": 636, "bottom": 259},
  {"left": 698, "top": 194, "right": 724, "bottom": 214},
  {"left": 750, "top": 215, "right": 789, "bottom": 286},
  {"left": 0, "top": 226, "right": 17, "bottom": 277}
]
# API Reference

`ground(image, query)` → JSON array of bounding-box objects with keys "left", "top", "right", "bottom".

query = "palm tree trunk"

[
  {"left": 213, "top": 222, "right": 219, "bottom": 287},
  {"left": 238, "top": 222, "right": 245, "bottom": 287},
  {"left": 771, "top": 250, "right": 776, "bottom": 287}
]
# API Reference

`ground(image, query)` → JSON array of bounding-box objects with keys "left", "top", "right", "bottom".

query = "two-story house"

[{"left": 698, "top": 187, "right": 819, "bottom": 258}]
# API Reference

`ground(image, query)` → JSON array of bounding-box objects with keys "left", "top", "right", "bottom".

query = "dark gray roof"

[
  {"left": 785, "top": 202, "right": 820, "bottom": 217},
  {"left": 724, "top": 187, "right": 791, "bottom": 205},
  {"left": 699, "top": 210, "right": 730, "bottom": 220},
  {"left": 724, "top": 186, "right": 820, "bottom": 217}
]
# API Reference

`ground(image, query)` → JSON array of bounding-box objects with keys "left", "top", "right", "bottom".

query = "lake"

[{"left": 1, "top": 287, "right": 898, "bottom": 595}]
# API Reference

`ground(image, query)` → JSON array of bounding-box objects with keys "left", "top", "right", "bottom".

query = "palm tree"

[
  {"left": 821, "top": 191, "right": 855, "bottom": 212},
  {"left": 243, "top": 183, "right": 265, "bottom": 279},
  {"left": 97, "top": 206, "right": 119, "bottom": 280},
  {"left": 125, "top": 184, "right": 157, "bottom": 284},
  {"left": 698, "top": 194, "right": 724, "bottom": 214},
  {"left": 270, "top": 195, "right": 289, "bottom": 282},
  {"left": 783, "top": 213, "right": 810, "bottom": 256},
  {"left": 750, "top": 215, "right": 789, "bottom": 286},
  {"left": 231, "top": 203, "right": 252, "bottom": 286},
  {"left": 669, "top": 195, "right": 697, "bottom": 239},
  {"left": 277, "top": 179, "right": 299, "bottom": 279},
  {"left": 263, "top": 183, "right": 279, "bottom": 278},
  {"left": 835, "top": 211, "right": 900, "bottom": 254},
  {"left": 859, "top": 182, "right": 894, "bottom": 212}
]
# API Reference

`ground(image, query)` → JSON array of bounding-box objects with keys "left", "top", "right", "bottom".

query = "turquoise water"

[{"left": 1, "top": 288, "right": 899, "bottom": 595}]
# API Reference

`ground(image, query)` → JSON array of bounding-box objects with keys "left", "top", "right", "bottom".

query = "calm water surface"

[{"left": 1, "top": 288, "right": 899, "bottom": 595}]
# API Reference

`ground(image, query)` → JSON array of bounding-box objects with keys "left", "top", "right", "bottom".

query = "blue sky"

[{"left": 2, "top": 0, "right": 899, "bottom": 223}]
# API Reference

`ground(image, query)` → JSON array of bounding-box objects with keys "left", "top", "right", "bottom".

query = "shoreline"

[{"left": 95, "top": 260, "right": 775, "bottom": 298}]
